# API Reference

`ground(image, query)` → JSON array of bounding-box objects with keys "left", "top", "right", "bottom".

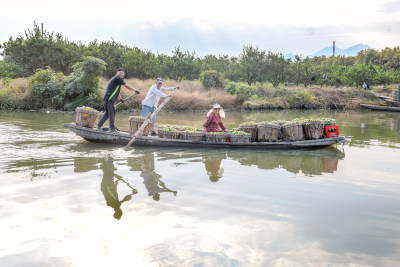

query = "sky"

[{"left": 1, "top": 0, "right": 400, "bottom": 57}]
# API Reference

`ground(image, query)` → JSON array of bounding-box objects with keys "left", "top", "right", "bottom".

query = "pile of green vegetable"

[
  {"left": 241, "top": 117, "right": 335, "bottom": 127},
  {"left": 239, "top": 121, "right": 257, "bottom": 126},
  {"left": 159, "top": 125, "right": 179, "bottom": 132},
  {"left": 181, "top": 126, "right": 203, "bottom": 133},
  {"left": 207, "top": 131, "right": 227, "bottom": 135},
  {"left": 230, "top": 128, "right": 251, "bottom": 135},
  {"left": 76, "top": 106, "right": 98, "bottom": 113}
]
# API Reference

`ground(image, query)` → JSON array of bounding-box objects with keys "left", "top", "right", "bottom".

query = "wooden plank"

[{"left": 360, "top": 104, "right": 400, "bottom": 112}]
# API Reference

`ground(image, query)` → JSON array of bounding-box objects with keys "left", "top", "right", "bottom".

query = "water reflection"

[
  {"left": 203, "top": 153, "right": 225, "bottom": 182},
  {"left": 100, "top": 156, "right": 138, "bottom": 220},
  {"left": 156, "top": 147, "right": 345, "bottom": 180},
  {"left": 392, "top": 117, "right": 400, "bottom": 134},
  {"left": 127, "top": 152, "right": 177, "bottom": 201},
  {"left": 338, "top": 112, "right": 400, "bottom": 147},
  {"left": 68, "top": 147, "right": 345, "bottom": 220},
  {"left": 228, "top": 147, "right": 344, "bottom": 177}
]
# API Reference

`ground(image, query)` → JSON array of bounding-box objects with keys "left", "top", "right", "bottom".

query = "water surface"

[{"left": 1, "top": 110, "right": 400, "bottom": 266}]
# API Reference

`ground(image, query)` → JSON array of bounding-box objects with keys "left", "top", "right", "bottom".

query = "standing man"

[
  {"left": 97, "top": 68, "right": 140, "bottom": 132},
  {"left": 141, "top": 78, "right": 179, "bottom": 136}
]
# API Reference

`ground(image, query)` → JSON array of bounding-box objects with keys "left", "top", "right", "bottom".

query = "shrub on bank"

[
  {"left": 29, "top": 68, "right": 64, "bottom": 108},
  {"left": 225, "top": 81, "right": 256, "bottom": 102},
  {"left": 63, "top": 56, "right": 106, "bottom": 107},
  {"left": 24, "top": 56, "right": 106, "bottom": 109},
  {"left": 0, "top": 61, "right": 25, "bottom": 78},
  {"left": 199, "top": 70, "right": 223, "bottom": 88}
]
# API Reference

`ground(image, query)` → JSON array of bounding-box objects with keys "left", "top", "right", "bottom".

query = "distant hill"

[
  {"left": 284, "top": 44, "right": 371, "bottom": 60},
  {"left": 309, "top": 44, "right": 371, "bottom": 57}
]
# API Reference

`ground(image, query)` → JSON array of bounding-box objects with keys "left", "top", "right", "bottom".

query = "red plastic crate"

[{"left": 324, "top": 125, "right": 339, "bottom": 138}]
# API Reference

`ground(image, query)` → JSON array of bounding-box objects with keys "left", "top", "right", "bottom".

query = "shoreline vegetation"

[
  {"left": 0, "top": 77, "right": 394, "bottom": 112},
  {"left": 1, "top": 24, "right": 399, "bottom": 111}
]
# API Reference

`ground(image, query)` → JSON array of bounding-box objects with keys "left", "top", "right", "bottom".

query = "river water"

[{"left": 1, "top": 110, "right": 400, "bottom": 267}]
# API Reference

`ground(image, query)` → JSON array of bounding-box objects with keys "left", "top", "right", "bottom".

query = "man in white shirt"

[{"left": 141, "top": 78, "right": 179, "bottom": 136}]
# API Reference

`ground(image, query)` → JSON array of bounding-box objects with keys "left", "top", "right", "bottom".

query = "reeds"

[{"left": 0, "top": 77, "right": 388, "bottom": 110}]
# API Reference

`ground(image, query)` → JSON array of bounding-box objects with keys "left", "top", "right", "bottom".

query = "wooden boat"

[
  {"left": 360, "top": 104, "right": 400, "bottom": 112},
  {"left": 63, "top": 123, "right": 345, "bottom": 149}
]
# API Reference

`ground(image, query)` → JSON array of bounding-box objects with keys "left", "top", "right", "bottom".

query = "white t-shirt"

[{"left": 142, "top": 84, "right": 175, "bottom": 108}]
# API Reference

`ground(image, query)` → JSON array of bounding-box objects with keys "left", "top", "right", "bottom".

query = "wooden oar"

[
  {"left": 114, "top": 92, "right": 139, "bottom": 109},
  {"left": 124, "top": 89, "right": 178, "bottom": 150}
]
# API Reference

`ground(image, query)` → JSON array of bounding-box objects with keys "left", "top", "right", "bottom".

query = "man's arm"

[
  {"left": 162, "top": 86, "right": 179, "bottom": 92},
  {"left": 150, "top": 86, "right": 168, "bottom": 98},
  {"left": 123, "top": 83, "right": 140, "bottom": 94}
]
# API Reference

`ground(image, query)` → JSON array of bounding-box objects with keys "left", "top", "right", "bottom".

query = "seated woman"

[{"left": 203, "top": 104, "right": 228, "bottom": 133}]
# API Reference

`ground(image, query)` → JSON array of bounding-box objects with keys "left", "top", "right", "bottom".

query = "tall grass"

[
  {"left": 108, "top": 78, "right": 240, "bottom": 111},
  {"left": 0, "top": 78, "right": 33, "bottom": 109},
  {"left": 0, "top": 77, "right": 388, "bottom": 110}
]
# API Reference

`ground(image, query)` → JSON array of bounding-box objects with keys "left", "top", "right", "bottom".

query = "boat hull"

[{"left": 63, "top": 123, "right": 345, "bottom": 149}]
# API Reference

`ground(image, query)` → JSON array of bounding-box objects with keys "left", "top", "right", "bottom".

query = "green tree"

[
  {"left": 239, "top": 45, "right": 267, "bottom": 85},
  {"left": 0, "top": 60, "right": 24, "bottom": 78},
  {"left": 63, "top": 56, "right": 106, "bottom": 107},
  {"left": 84, "top": 39, "right": 127, "bottom": 78},
  {"left": 265, "top": 51, "right": 290, "bottom": 87},
  {"left": 123, "top": 47, "right": 157, "bottom": 79},
  {"left": 346, "top": 63, "right": 376, "bottom": 87},
  {"left": 301, "top": 57, "right": 320, "bottom": 86},
  {"left": 162, "top": 47, "right": 201, "bottom": 81},
  {"left": 1, "top": 22, "right": 81, "bottom": 75},
  {"left": 199, "top": 70, "right": 223, "bottom": 88},
  {"left": 288, "top": 55, "right": 303, "bottom": 86}
]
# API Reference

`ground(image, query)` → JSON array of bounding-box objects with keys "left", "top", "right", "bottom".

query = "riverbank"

[{"left": 0, "top": 78, "right": 394, "bottom": 111}]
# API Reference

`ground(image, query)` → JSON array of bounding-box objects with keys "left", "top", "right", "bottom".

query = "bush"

[
  {"left": 26, "top": 56, "right": 106, "bottom": 109},
  {"left": 28, "top": 68, "right": 64, "bottom": 108},
  {"left": 0, "top": 89, "right": 10, "bottom": 107},
  {"left": 0, "top": 61, "right": 24, "bottom": 78},
  {"left": 63, "top": 56, "right": 106, "bottom": 107},
  {"left": 225, "top": 81, "right": 256, "bottom": 102},
  {"left": 29, "top": 67, "right": 64, "bottom": 85},
  {"left": 199, "top": 70, "right": 223, "bottom": 88},
  {"left": 286, "top": 89, "right": 316, "bottom": 108}
]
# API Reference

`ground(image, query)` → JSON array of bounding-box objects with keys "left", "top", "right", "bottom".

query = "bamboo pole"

[{"left": 124, "top": 89, "right": 177, "bottom": 150}]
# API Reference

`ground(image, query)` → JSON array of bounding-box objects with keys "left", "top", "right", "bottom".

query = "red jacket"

[{"left": 203, "top": 113, "right": 226, "bottom": 132}]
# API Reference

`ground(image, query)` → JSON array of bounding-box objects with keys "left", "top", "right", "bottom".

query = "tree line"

[{"left": 1, "top": 23, "right": 400, "bottom": 88}]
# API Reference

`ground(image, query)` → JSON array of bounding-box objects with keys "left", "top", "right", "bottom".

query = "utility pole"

[
  {"left": 333, "top": 41, "right": 335, "bottom": 57},
  {"left": 41, "top": 23, "right": 44, "bottom": 36}
]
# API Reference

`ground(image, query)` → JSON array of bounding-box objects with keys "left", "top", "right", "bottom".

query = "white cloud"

[
  {"left": 1, "top": 0, "right": 400, "bottom": 57},
  {"left": 380, "top": 1, "right": 400, "bottom": 12}
]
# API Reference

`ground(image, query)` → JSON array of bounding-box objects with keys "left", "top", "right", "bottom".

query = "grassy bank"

[{"left": 0, "top": 77, "right": 392, "bottom": 111}]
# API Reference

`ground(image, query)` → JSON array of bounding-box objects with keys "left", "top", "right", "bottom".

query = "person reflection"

[
  {"left": 100, "top": 156, "right": 138, "bottom": 220},
  {"left": 129, "top": 151, "right": 177, "bottom": 201},
  {"left": 202, "top": 153, "right": 226, "bottom": 182}
]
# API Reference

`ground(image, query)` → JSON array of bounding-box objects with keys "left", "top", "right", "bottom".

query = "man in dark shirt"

[{"left": 97, "top": 68, "right": 140, "bottom": 131}]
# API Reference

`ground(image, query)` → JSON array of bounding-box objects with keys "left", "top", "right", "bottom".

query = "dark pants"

[{"left": 98, "top": 101, "right": 116, "bottom": 129}]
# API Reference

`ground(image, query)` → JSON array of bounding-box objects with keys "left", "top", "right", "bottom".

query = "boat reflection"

[
  {"left": 227, "top": 147, "right": 345, "bottom": 177},
  {"left": 155, "top": 146, "right": 345, "bottom": 181},
  {"left": 71, "top": 146, "right": 345, "bottom": 219}
]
